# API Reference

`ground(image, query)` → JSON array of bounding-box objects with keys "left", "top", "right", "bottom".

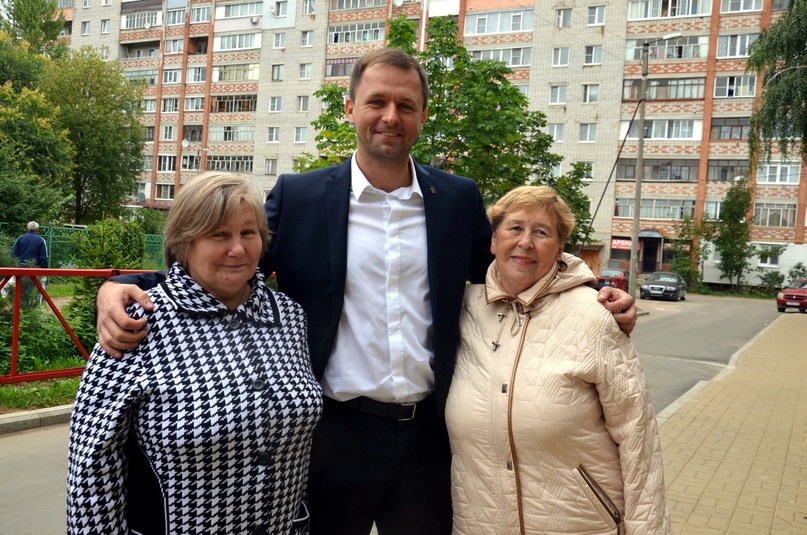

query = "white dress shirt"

[{"left": 320, "top": 155, "right": 433, "bottom": 404}]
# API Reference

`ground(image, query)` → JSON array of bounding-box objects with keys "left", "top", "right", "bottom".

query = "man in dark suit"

[{"left": 96, "top": 49, "right": 636, "bottom": 535}]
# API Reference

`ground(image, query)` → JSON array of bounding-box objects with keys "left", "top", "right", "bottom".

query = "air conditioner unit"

[{"left": 250, "top": 15, "right": 261, "bottom": 24}]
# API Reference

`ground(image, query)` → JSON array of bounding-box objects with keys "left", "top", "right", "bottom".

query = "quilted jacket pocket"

[{"left": 576, "top": 464, "right": 624, "bottom": 535}]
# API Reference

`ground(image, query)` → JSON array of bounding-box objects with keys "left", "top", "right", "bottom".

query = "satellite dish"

[
  {"left": 144, "top": 22, "right": 151, "bottom": 29},
  {"left": 393, "top": 0, "right": 403, "bottom": 6},
  {"left": 181, "top": 138, "right": 190, "bottom": 148}
]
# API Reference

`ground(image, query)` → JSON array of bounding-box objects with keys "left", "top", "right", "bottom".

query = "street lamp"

[{"left": 628, "top": 32, "right": 682, "bottom": 297}]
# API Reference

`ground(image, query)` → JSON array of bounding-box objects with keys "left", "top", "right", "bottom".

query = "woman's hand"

[
  {"left": 597, "top": 287, "right": 637, "bottom": 335},
  {"left": 96, "top": 282, "right": 154, "bottom": 358}
]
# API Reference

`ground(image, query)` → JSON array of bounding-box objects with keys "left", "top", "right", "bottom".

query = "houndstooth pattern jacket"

[{"left": 67, "top": 264, "right": 323, "bottom": 534}]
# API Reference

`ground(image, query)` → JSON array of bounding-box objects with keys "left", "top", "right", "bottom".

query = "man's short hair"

[
  {"left": 348, "top": 48, "right": 429, "bottom": 111},
  {"left": 27, "top": 221, "right": 39, "bottom": 231}
]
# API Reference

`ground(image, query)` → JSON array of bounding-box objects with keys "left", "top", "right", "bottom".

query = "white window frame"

[
  {"left": 161, "top": 125, "right": 175, "bottom": 141},
  {"left": 303, "top": 0, "right": 315, "bottom": 14},
  {"left": 163, "top": 69, "right": 182, "bottom": 84},
  {"left": 275, "top": 0, "right": 288, "bottom": 16},
  {"left": 269, "top": 96, "right": 282, "bottom": 112},
  {"left": 754, "top": 202, "right": 797, "bottom": 227},
  {"left": 756, "top": 162, "right": 801, "bottom": 184},
  {"left": 757, "top": 244, "right": 780, "bottom": 267},
  {"left": 142, "top": 99, "right": 157, "bottom": 113},
  {"left": 298, "top": 95, "right": 309, "bottom": 112},
  {"left": 301, "top": 30, "right": 314, "bottom": 47},
  {"left": 549, "top": 85, "right": 567, "bottom": 105},
  {"left": 299, "top": 63, "right": 312, "bottom": 79},
  {"left": 191, "top": 7, "right": 210, "bottom": 22},
  {"left": 164, "top": 39, "right": 184, "bottom": 54},
  {"left": 579, "top": 123, "right": 597, "bottom": 143},
  {"left": 267, "top": 127, "right": 280, "bottom": 143},
  {"left": 584, "top": 45, "right": 602, "bottom": 65},
  {"left": 548, "top": 123, "right": 564, "bottom": 142},
  {"left": 155, "top": 183, "right": 175, "bottom": 199},
  {"left": 582, "top": 84, "right": 599, "bottom": 103},
  {"left": 274, "top": 32, "right": 286, "bottom": 48},
  {"left": 184, "top": 96, "right": 205, "bottom": 111},
  {"left": 555, "top": 8, "right": 571, "bottom": 27},
  {"left": 588, "top": 5, "right": 605, "bottom": 25},
  {"left": 81, "top": 21, "right": 90, "bottom": 35},
  {"left": 162, "top": 98, "right": 180, "bottom": 113},
  {"left": 265, "top": 158, "right": 278, "bottom": 175},
  {"left": 157, "top": 156, "right": 176, "bottom": 172},
  {"left": 714, "top": 75, "right": 756, "bottom": 98},
  {"left": 552, "top": 47, "right": 569, "bottom": 67},
  {"left": 166, "top": 9, "right": 185, "bottom": 25},
  {"left": 716, "top": 34, "right": 758, "bottom": 58},
  {"left": 101, "top": 19, "right": 110, "bottom": 33},
  {"left": 220, "top": 33, "right": 258, "bottom": 51},
  {"left": 294, "top": 126, "right": 307, "bottom": 143},
  {"left": 271, "top": 64, "right": 284, "bottom": 81},
  {"left": 721, "top": 0, "right": 762, "bottom": 13}
]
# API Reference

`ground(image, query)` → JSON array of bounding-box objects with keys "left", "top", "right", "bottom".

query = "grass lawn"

[{"left": 0, "top": 377, "right": 80, "bottom": 414}]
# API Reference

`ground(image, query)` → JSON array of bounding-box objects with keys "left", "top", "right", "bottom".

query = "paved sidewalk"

[{"left": 658, "top": 312, "right": 807, "bottom": 535}]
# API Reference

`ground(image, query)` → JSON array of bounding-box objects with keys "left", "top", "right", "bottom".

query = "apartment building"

[{"left": 61, "top": 0, "right": 807, "bottom": 285}]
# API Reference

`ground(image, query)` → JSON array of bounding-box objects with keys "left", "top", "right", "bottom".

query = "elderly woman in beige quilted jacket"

[{"left": 445, "top": 186, "right": 671, "bottom": 535}]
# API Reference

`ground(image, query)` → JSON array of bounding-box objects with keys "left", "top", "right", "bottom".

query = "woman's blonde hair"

[
  {"left": 487, "top": 186, "right": 576, "bottom": 245},
  {"left": 163, "top": 172, "right": 270, "bottom": 270}
]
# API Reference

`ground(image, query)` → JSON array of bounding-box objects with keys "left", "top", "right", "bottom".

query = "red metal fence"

[{"left": 0, "top": 268, "right": 149, "bottom": 384}]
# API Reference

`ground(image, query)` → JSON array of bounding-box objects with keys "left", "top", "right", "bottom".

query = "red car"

[
  {"left": 776, "top": 279, "right": 807, "bottom": 313},
  {"left": 598, "top": 268, "right": 628, "bottom": 291}
]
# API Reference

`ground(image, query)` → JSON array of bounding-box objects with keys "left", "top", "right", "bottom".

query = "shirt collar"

[{"left": 350, "top": 152, "right": 423, "bottom": 201}]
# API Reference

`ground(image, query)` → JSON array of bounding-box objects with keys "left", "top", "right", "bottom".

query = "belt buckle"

[{"left": 398, "top": 402, "right": 417, "bottom": 421}]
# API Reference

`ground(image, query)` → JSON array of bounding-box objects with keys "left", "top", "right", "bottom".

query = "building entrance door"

[{"left": 642, "top": 239, "right": 658, "bottom": 273}]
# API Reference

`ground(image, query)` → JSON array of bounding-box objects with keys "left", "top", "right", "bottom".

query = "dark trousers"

[{"left": 308, "top": 396, "right": 452, "bottom": 535}]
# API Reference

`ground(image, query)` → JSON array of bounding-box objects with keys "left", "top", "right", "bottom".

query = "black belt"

[{"left": 336, "top": 395, "right": 432, "bottom": 421}]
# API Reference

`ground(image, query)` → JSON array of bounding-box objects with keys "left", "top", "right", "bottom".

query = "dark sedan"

[
  {"left": 640, "top": 272, "right": 687, "bottom": 301},
  {"left": 776, "top": 279, "right": 807, "bottom": 313}
]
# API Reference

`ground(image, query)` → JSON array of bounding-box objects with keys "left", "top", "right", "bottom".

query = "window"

[
  {"left": 272, "top": 64, "right": 284, "bottom": 81},
  {"left": 618, "top": 158, "right": 700, "bottom": 181},
  {"left": 578, "top": 162, "right": 594, "bottom": 179},
  {"left": 162, "top": 98, "right": 180, "bottom": 113},
  {"left": 181, "top": 154, "right": 200, "bottom": 171},
  {"left": 123, "top": 12, "right": 158, "bottom": 30},
  {"left": 101, "top": 19, "right": 110, "bottom": 33},
  {"left": 757, "top": 162, "right": 801, "bottom": 184},
  {"left": 629, "top": 0, "right": 711, "bottom": 19},
  {"left": 214, "top": 63, "right": 259, "bottom": 82},
  {"left": 551, "top": 163, "right": 562, "bottom": 178},
  {"left": 757, "top": 244, "right": 781, "bottom": 267},
  {"left": 209, "top": 94, "right": 258, "bottom": 112},
  {"left": 163, "top": 69, "right": 181, "bottom": 84},
  {"left": 209, "top": 125, "right": 255, "bottom": 142},
  {"left": 157, "top": 156, "right": 176, "bottom": 172},
  {"left": 615, "top": 198, "right": 696, "bottom": 219},
  {"left": 299, "top": 63, "right": 312, "bottom": 79},
  {"left": 81, "top": 21, "right": 90, "bottom": 35},
  {"left": 161, "top": 126, "right": 175, "bottom": 141},
  {"left": 207, "top": 155, "right": 253, "bottom": 172},
  {"left": 330, "top": 0, "right": 384, "bottom": 10},
  {"left": 303, "top": 0, "right": 315, "bottom": 14},
  {"left": 326, "top": 57, "right": 358, "bottom": 77},
  {"left": 717, "top": 34, "right": 758, "bottom": 58},
  {"left": 710, "top": 118, "right": 750, "bottom": 140},
  {"left": 187, "top": 67, "right": 206, "bottom": 83},
  {"left": 328, "top": 22, "right": 385, "bottom": 44},
  {"left": 548, "top": 123, "right": 564, "bottom": 142},
  {"left": 627, "top": 36, "right": 708, "bottom": 60},
  {"left": 755, "top": 202, "right": 797, "bottom": 227},
  {"left": 295, "top": 126, "right": 308, "bottom": 143},
  {"left": 220, "top": 33, "right": 258, "bottom": 50},
  {"left": 142, "top": 156, "right": 153, "bottom": 172},
  {"left": 274, "top": 33, "right": 286, "bottom": 48},
  {"left": 625, "top": 119, "right": 697, "bottom": 139},
  {"left": 144, "top": 126, "right": 154, "bottom": 142},
  {"left": 704, "top": 201, "right": 723, "bottom": 220},
  {"left": 623, "top": 78, "right": 705, "bottom": 100},
  {"left": 552, "top": 48, "right": 569, "bottom": 67},
  {"left": 579, "top": 123, "right": 597, "bottom": 142},
  {"left": 470, "top": 48, "right": 531, "bottom": 67},
  {"left": 582, "top": 84, "right": 599, "bottom": 103},
  {"left": 224, "top": 2, "right": 263, "bottom": 17},
  {"left": 191, "top": 7, "right": 210, "bottom": 22},
  {"left": 275, "top": 0, "right": 288, "bottom": 16},
  {"left": 142, "top": 99, "right": 157, "bottom": 113},
  {"left": 464, "top": 10, "right": 534, "bottom": 35},
  {"left": 155, "top": 184, "right": 175, "bottom": 200},
  {"left": 714, "top": 75, "right": 756, "bottom": 98},
  {"left": 102, "top": 0, "right": 110, "bottom": 5},
  {"left": 166, "top": 9, "right": 185, "bottom": 25},
  {"left": 550, "top": 85, "right": 567, "bottom": 104},
  {"left": 707, "top": 160, "right": 748, "bottom": 181},
  {"left": 555, "top": 8, "right": 571, "bottom": 27},
  {"left": 183, "top": 125, "right": 204, "bottom": 142},
  {"left": 301, "top": 30, "right": 314, "bottom": 47},
  {"left": 584, "top": 45, "right": 602, "bottom": 65},
  {"left": 721, "top": 0, "right": 762, "bottom": 12},
  {"left": 265, "top": 158, "right": 278, "bottom": 175},
  {"left": 164, "top": 39, "right": 184, "bottom": 54},
  {"left": 185, "top": 96, "right": 205, "bottom": 111},
  {"left": 298, "top": 95, "right": 310, "bottom": 112},
  {"left": 269, "top": 96, "right": 282, "bottom": 112},
  {"left": 126, "top": 69, "right": 159, "bottom": 85},
  {"left": 83, "top": 0, "right": 90, "bottom": 7},
  {"left": 267, "top": 127, "right": 280, "bottom": 143},
  {"left": 588, "top": 5, "right": 606, "bottom": 25}
]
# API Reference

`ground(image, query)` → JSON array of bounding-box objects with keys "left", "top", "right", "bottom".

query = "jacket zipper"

[
  {"left": 507, "top": 307, "right": 530, "bottom": 535},
  {"left": 577, "top": 464, "right": 624, "bottom": 535}
]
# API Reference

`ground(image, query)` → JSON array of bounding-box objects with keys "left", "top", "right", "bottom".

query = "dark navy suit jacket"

[{"left": 116, "top": 159, "right": 493, "bottom": 419}]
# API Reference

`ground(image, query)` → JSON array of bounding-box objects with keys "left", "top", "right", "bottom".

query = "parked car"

[
  {"left": 597, "top": 268, "right": 629, "bottom": 291},
  {"left": 776, "top": 279, "right": 807, "bottom": 313},
  {"left": 640, "top": 272, "right": 687, "bottom": 301}
]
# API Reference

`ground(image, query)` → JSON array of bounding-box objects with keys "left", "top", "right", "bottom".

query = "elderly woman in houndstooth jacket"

[
  {"left": 446, "top": 186, "right": 671, "bottom": 535},
  {"left": 67, "top": 172, "right": 322, "bottom": 534}
]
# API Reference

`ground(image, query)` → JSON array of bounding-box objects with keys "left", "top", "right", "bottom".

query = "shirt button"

[
  {"left": 227, "top": 319, "right": 241, "bottom": 330},
  {"left": 257, "top": 452, "right": 272, "bottom": 466},
  {"left": 251, "top": 378, "right": 267, "bottom": 391}
]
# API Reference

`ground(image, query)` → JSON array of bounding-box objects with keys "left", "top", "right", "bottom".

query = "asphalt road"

[
  {"left": 631, "top": 293, "right": 781, "bottom": 415},
  {"left": 0, "top": 292, "right": 783, "bottom": 534}
]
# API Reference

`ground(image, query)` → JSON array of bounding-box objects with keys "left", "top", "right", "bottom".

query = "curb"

[{"left": 0, "top": 404, "right": 73, "bottom": 435}]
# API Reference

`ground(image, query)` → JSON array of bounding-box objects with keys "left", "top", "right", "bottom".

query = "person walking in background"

[
  {"left": 67, "top": 173, "right": 322, "bottom": 534},
  {"left": 447, "top": 186, "right": 670, "bottom": 535},
  {"left": 93, "top": 49, "right": 638, "bottom": 535},
  {"left": 12, "top": 221, "right": 48, "bottom": 268}
]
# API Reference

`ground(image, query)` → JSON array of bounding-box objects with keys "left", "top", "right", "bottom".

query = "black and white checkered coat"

[{"left": 67, "top": 264, "right": 322, "bottom": 534}]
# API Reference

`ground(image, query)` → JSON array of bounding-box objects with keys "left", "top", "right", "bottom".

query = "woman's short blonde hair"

[
  {"left": 487, "top": 186, "right": 576, "bottom": 245},
  {"left": 163, "top": 172, "right": 270, "bottom": 270}
]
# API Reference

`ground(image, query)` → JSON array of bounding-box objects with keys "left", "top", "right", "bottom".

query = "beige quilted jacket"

[{"left": 446, "top": 254, "right": 671, "bottom": 535}]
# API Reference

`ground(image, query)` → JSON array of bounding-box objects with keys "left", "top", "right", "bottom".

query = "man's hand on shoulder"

[
  {"left": 96, "top": 281, "right": 154, "bottom": 358},
  {"left": 597, "top": 287, "right": 637, "bottom": 336}
]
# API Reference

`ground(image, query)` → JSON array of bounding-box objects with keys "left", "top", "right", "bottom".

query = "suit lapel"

[
  {"left": 416, "top": 163, "right": 441, "bottom": 319},
  {"left": 324, "top": 160, "right": 352, "bottom": 318}
]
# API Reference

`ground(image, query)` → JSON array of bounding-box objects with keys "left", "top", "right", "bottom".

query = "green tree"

[
  {"left": 295, "top": 83, "right": 356, "bottom": 172},
  {"left": 0, "top": 31, "right": 48, "bottom": 90},
  {"left": 713, "top": 177, "right": 755, "bottom": 291},
  {"left": 131, "top": 207, "right": 167, "bottom": 235},
  {"left": 668, "top": 217, "right": 717, "bottom": 290},
  {"left": 41, "top": 47, "right": 146, "bottom": 224},
  {"left": 0, "top": 0, "right": 66, "bottom": 58},
  {"left": 746, "top": 0, "right": 807, "bottom": 163}
]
